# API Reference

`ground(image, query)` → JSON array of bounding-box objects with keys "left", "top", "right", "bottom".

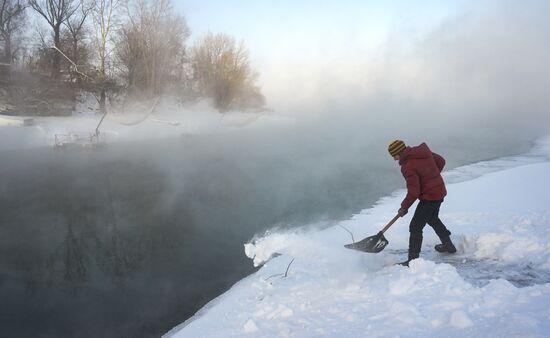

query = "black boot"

[
  {"left": 435, "top": 236, "right": 456, "bottom": 253},
  {"left": 397, "top": 253, "right": 419, "bottom": 267},
  {"left": 396, "top": 260, "right": 410, "bottom": 267}
]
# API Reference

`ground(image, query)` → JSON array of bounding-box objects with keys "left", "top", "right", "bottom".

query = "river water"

[{"left": 0, "top": 126, "right": 535, "bottom": 337}]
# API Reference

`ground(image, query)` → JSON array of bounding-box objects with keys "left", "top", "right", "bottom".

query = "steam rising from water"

[
  {"left": 260, "top": 0, "right": 550, "bottom": 142},
  {"left": 2, "top": 2, "right": 550, "bottom": 336}
]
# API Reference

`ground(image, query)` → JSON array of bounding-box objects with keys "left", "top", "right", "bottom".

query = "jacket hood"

[{"left": 399, "top": 143, "right": 432, "bottom": 165}]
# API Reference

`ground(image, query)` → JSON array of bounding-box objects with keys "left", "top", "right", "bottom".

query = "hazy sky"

[
  {"left": 174, "top": 1, "right": 475, "bottom": 108},
  {"left": 173, "top": 0, "right": 550, "bottom": 136},
  {"left": 176, "top": 0, "right": 468, "bottom": 64}
]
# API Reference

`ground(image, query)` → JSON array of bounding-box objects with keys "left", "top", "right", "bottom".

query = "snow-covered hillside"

[{"left": 166, "top": 136, "right": 550, "bottom": 338}]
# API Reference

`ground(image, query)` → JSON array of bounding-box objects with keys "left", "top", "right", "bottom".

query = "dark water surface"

[{"left": 0, "top": 130, "right": 535, "bottom": 337}]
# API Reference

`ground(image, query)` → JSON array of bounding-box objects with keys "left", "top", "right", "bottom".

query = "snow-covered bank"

[{"left": 166, "top": 136, "right": 550, "bottom": 338}]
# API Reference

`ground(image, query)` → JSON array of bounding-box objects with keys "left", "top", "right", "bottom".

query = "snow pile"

[
  {"left": 244, "top": 224, "right": 335, "bottom": 268},
  {"left": 166, "top": 138, "right": 550, "bottom": 338}
]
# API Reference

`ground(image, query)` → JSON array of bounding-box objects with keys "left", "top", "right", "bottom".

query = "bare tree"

[
  {"left": 26, "top": 25, "right": 56, "bottom": 74},
  {"left": 117, "top": 0, "right": 189, "bottom": 95},
  {"left": 62, "top": 0, "right": 92, "bottom": 83},
  {"left": 91, "top": 0, "right": 119, "bottom": 112},
  {"left": 29, "top": 0, "right": 79, "bottom": 78},
  {"left": 191, "top": 32, "right": 264, "bottom": 112},
  {"left": 115, "top": 21, "right": 140, "bottom": 88},
  {"left": 0, "top": 0, "right": 27, "bottom": 63}
]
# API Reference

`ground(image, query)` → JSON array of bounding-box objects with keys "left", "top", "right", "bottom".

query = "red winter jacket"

[{"left": 399, "top": 143, "right": 447, "bottom": 209}]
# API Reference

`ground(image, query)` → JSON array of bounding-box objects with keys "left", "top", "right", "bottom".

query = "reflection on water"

[
  {"left": 0, "top": 133, "right": 534, "bottom": 337},
  {"left": 0, "top": 143, "right": 260, "bottom": 337}
]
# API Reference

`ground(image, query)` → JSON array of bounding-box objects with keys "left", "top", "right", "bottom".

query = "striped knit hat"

[{"left": 388, "top": 140, "right": 406, "bottom": 157}]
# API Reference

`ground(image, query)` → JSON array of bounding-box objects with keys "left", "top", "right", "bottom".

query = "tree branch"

[
  {"left": 51, "top": 44, "right": 93, "bottom": 81},
  {"left": 339, "top": 224, "right": 355, "bottom": 243},
  {"left": 265, "top": 258, "right": 295, "bottom": 281}
]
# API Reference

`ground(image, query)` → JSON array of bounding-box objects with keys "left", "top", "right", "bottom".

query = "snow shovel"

[{"left": 344, "top": 214, "right": 401, "bottom": 253}]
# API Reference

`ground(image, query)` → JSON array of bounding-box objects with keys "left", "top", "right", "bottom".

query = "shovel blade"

[{"left": 344, "top": 233, "right": 389, "bottom": 253}]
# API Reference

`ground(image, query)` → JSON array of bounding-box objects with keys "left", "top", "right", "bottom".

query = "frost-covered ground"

[{"left": 166, "top": 136, "right": 550, "bottom": 338}]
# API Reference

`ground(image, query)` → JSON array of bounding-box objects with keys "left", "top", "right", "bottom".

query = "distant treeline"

[{"left": 0, "top": 0, "right": 265, "bottom": 113}]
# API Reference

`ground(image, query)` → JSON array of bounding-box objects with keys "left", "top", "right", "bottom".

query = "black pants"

[{"left": 408, "top": 199, "right": 451, "bottom": 260}]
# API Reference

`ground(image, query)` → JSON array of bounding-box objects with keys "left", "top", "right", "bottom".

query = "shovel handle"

[{"left": 380, "top": 214, "right": 401, "bottom": 234}]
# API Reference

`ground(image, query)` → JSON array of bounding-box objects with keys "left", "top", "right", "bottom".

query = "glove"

[{"left": 398, "top": 207, "right": 408, "bottom": 217}]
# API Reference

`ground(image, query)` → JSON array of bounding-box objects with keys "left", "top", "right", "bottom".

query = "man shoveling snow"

[{"left": 388, "top": 140, "right": 457, "bottom": 266}]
